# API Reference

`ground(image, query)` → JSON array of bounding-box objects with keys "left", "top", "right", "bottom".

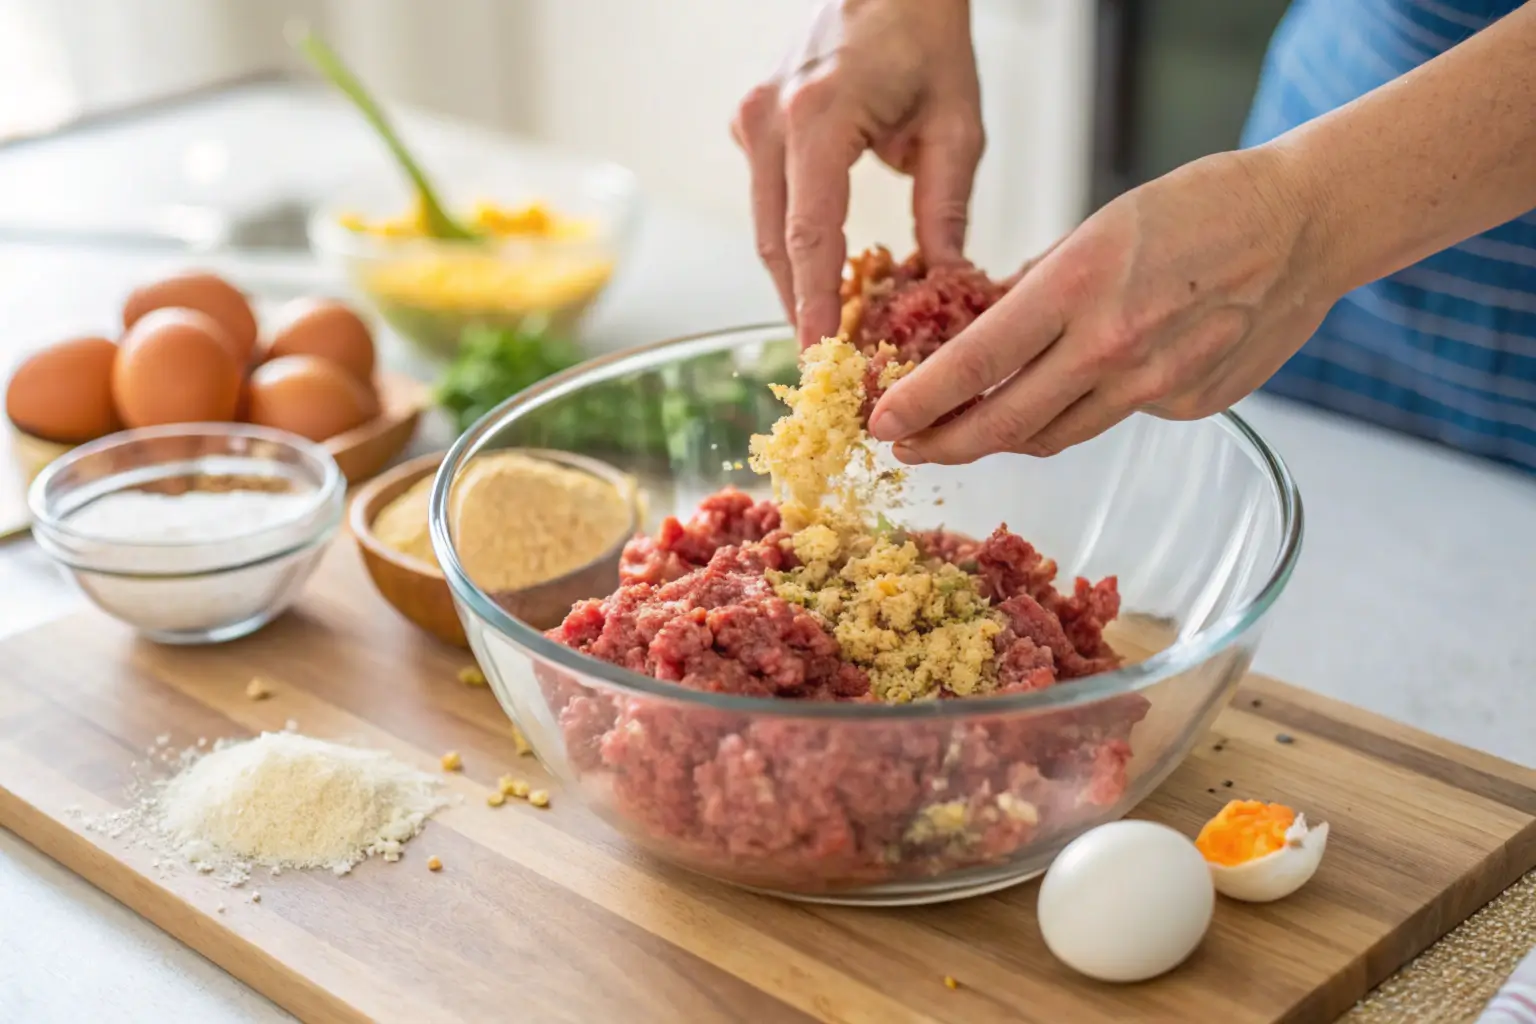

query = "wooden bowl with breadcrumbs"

[{"left": 350, "top": 448, "right": 638, "bottom": 648}]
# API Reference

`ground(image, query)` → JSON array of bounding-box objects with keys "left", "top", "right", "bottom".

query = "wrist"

[{"left": 1250, "top": 139, "right": 1353, "bottom": 304}]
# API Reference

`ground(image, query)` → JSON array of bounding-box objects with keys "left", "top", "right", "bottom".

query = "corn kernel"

[
  {"left": 245, "top": 677, "right": 272, "bottom": 701},
  {"left": 487, "top": 791, "right": 506, "bottom": 807},
  {"left": 511, "top": 723, "right": 532, "bottom": 756},
  {"left": 529, "top": 789, "right": 550, "bottom": 808},
  {"left": 509, "top": 779, "right": 531, "bottom": 799},
  {"left": 497, "top": 775, "right": 517, "bottom": 796},
  {"left": 440, "top": 750, "right": 462, "bottom": 772},
  {"left": 458, "top": 665, "right": 486, "bottom": 686},
  {"left": 943, "top": 976, "right": 959, "bottom": 991},
  {"left": 427, "top": 856, "right": 443, "bottom": 872}
]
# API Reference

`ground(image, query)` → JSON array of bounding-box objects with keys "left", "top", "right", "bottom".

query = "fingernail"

[
  {"left": 870, "top": 409, "right": 909, "bottom": 442},
  {"left": 892, "top": 443, "right": 925, "bottom": 465}
]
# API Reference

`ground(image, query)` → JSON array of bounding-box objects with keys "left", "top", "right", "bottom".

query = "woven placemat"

[{"left": 1341, "top": 868, "right": 1536, "bottom": 1023}]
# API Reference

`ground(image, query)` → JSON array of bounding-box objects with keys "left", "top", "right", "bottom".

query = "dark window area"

[{"left": 1092, "top": 0, "right": 1292, "bottom": 208}]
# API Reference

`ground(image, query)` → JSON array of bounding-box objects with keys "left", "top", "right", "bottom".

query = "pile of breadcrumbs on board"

[{"left": 74, "top": 667, "right": 545, "bottom": 887}]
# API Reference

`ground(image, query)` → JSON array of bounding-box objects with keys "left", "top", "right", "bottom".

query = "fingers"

[
  {"left": 910, "top": 115, "right": 984, "bottom": 264},
  {"left": 783, "top": 82, "right": 861, "bottom": 348},
  {"left": 868, "top": 266, "right": 1067, "bottom": 442},
  {"left": 1019, "top": 389, "right": 1133, "bottom": 458},
  {"left": 891, "top": 334, "right": 1093, "bottom": 465},
  {"left": 733, "top": 86, "right": 796, "bottom": 322}
]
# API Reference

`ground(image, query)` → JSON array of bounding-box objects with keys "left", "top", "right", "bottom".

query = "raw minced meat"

[
  {"left": 841, "top": 246, "right": 1007, "bottom": 368},
  {"left": 618, "top": 487, "right": 780, "bottom": 586},
  {"left": 541, "top": 497, "right": 1146, "bottom": 888}
]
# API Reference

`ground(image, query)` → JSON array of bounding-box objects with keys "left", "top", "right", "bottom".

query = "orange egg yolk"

[{"left": 1195, "top": 800, "right": 1297, "bottom": 866}]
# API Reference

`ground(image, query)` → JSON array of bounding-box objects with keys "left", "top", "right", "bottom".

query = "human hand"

[
  {"left": 868, "top": 146, "right": 1339, "bottom": 463},
  {"left": 732, "top": 0, "right": 983, "bottom": 348}
]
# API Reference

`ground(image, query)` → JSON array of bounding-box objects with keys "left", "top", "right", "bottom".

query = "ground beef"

[
  {"left": 533, "top": 250, "right": 1133, "bottom": 892},
  {"left": 842, "top": 247, "right": 1007, "bottom": 422},
  {"left": 619, "top": 488, "right": 780, "bottom": 586},
  {"left": 542, "top": 494, "right": 1149, "bottom": 892},
  {"left": 846, "top": 250, "right": 1007, "bottom": 367}
]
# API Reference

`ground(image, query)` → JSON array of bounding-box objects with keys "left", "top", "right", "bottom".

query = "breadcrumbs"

[
  {"left": 457, "top": 665, "right": 486, "bottom": 686},
  {"left": 450, "top": 452, "right": 634, "bottom": 593},
  {"left": 747, "top": 336, "right": 911, "bottom": 525},
  {"left": 244, "top": 678, "right": 272, "bottom": 701},
  {"left": 511, "top": 723, "right": 532, "bottom": 757},
  {"left": 771, "top": 529, "right": 1002, "bottom": 702},
  {"left": 427, "top": 855, "right": 443, "bottom": 872},
  {"left": 440, "top": 750, "right": 462, "bottom": 772}
]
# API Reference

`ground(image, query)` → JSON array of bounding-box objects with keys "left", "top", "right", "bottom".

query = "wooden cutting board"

[{"left": 0, "top": 542, "right": 1532, "bottom": 1024}]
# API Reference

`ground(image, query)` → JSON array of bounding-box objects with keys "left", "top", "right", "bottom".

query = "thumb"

[{"left": 910, "top": 117, "right": 984, "bottom": 263}]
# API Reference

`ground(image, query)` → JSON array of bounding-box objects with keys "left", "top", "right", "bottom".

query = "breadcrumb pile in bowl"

[{"left": 433, "top": 249, "right": 1304, "bottom": 905}]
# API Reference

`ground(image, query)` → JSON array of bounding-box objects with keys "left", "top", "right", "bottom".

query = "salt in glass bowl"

[
  {"left": 432, "top": 325, "right": 1304, "bottom": 906},
  {"left": 28, "top": 423, "right": 345, "bottom": 644}
]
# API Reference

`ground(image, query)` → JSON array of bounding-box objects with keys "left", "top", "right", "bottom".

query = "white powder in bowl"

[
  {"left": 66, "top": 490, "right": 316, "bottom": 547},
  {"left": 154, "top": 732, "right": 448, "bottom": 877},
  {"left": 49, "top": 488, "right": 340, "bottom": 636}
]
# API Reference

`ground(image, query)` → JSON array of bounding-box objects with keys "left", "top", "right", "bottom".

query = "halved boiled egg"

[{"left": 1194, "top": 799, "right": 1328, "bottom": 903}]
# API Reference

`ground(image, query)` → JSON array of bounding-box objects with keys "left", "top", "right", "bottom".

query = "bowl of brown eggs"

[{"left": 3, "top": 269, "right": 431, "bottom": 494}]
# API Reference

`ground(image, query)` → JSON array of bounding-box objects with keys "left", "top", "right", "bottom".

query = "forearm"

[{"left": 1269, "top": 1, "right": 1536, "bottom": 295}]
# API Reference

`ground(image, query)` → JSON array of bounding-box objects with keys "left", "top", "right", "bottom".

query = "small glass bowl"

[
  {"left": 308, "top": 154, "right": 642, "bottom": 362},
  {"left": 28, "top": 423, "right": 345, "bottom": 644}
]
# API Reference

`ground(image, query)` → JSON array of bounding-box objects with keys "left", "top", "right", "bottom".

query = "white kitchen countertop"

[{"left": 0, "top": 82, "right": 1531, "bottom": 1024}]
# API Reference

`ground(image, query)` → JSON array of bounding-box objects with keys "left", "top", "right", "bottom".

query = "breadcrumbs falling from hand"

[{"left": 747, "top": 336, "right": 912, "bottom": 527}]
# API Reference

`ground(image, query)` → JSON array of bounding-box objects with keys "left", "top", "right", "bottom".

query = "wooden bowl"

[
  {"left": 325, "top": 371, "right": 431, "bottom": 483},
  {"left": 350, "top": 451, "right": 466, "bottom": 647},
  {"left": 350, "top": 447, "right": 640, "bottom": 649}
]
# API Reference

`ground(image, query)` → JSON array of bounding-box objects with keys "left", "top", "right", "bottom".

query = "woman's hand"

[
  {"left": 733, "top": 0, "right": 982, "bottom": 348},
  {"left": 868, "top": 146, "right": 1341, "bottom": 463}
]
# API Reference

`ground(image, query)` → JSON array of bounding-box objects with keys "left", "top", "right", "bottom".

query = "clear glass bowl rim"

[
  {"left": 432, "top": 323, "right": 1305, "bottom": 720},
  {"left": 28, "top": 421, "right": 345, "bottom": 557}
]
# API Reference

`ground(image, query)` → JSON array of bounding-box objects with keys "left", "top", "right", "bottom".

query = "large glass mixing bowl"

[{"left": 432, "top": 325, "right": 1304, "bottom": 905}]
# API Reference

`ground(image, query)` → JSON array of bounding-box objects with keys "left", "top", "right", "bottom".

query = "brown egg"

[
  {"left": 246, "top": 355, "right": 379, "bottom": 442},
  {"left": 4, "top": 336, "right": 122, "bottom": 443},
  {"left": 234, "top": 375, "right": 253, "bottom": 422},
  {"left": 112, "top": 309, "right": 242, "bottom": 428},
  {"left": 122, "top": 271, "right": 259, "bottom": 366},
  {"left": 264, "top": 298, "right": 376, "bottom": 382}
]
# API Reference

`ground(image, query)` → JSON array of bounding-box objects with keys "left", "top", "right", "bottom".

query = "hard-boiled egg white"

[
  {"left": 1037, "top": 820, "right": 1214, "bottom": 983},
  {"left": 1195, "top": 799, "right": 1329, "bottom": 903}
]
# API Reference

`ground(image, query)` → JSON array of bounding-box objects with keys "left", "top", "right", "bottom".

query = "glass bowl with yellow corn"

[{"left": 309, "top": 156, "right": 641, "bottom": 361}]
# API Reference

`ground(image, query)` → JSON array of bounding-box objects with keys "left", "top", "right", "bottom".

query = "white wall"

[
  {"left": 8, "top": 0, "right": 1097, "bottom": 275},
  {"left": 506, "top": 0, "right": 1096, "bottom": 274}
]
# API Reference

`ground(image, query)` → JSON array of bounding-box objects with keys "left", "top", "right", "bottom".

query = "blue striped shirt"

[{"left": 1242, "top": 0, "right": 1536, "bottom": 473}]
